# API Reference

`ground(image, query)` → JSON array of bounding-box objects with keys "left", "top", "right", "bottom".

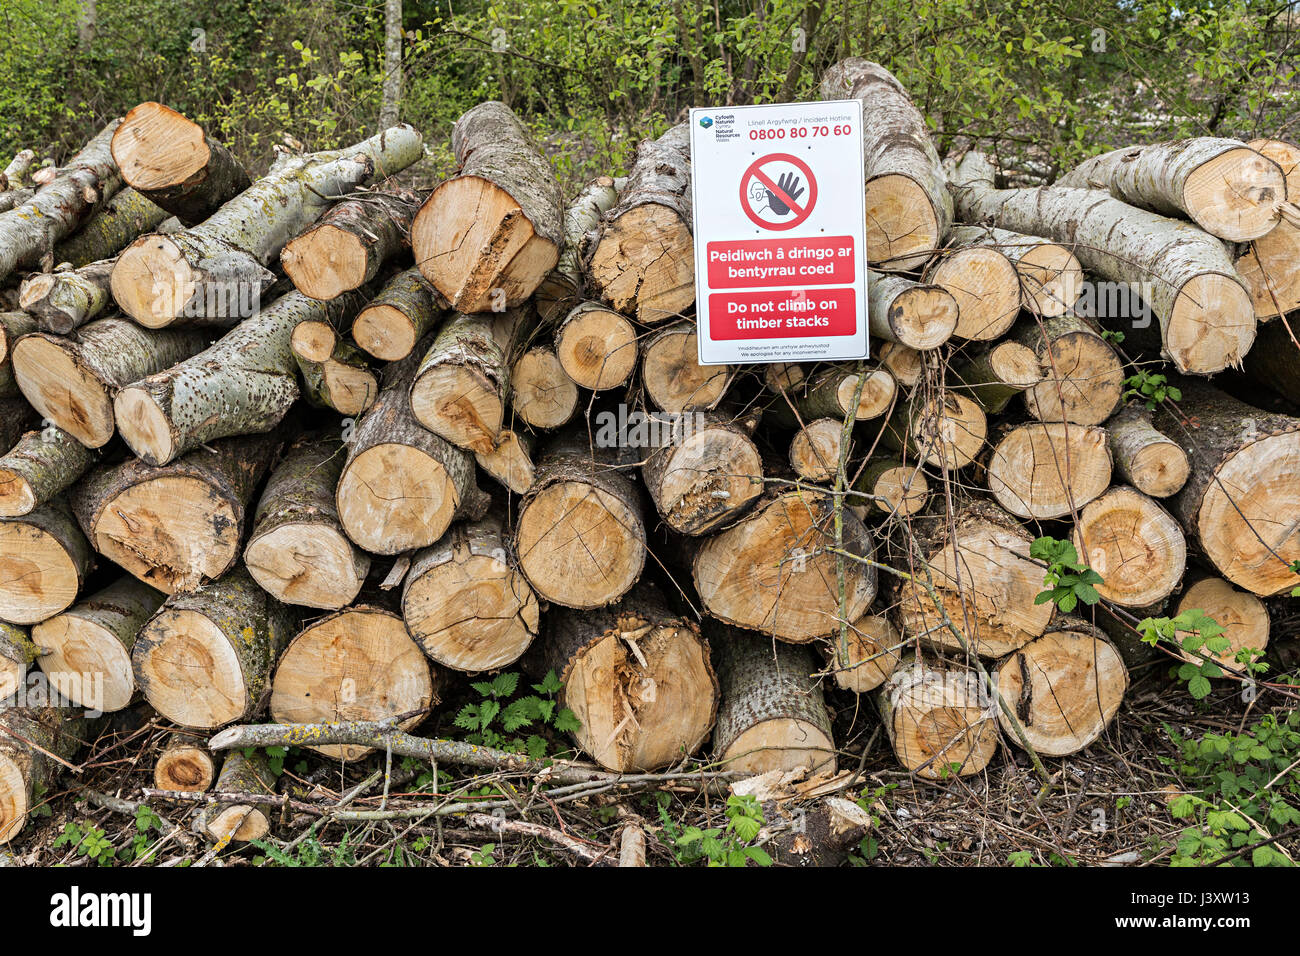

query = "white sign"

[{"left": 689, "top": 99, "right": 869, "bottom": 366}]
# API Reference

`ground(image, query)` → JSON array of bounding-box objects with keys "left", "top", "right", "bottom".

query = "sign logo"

[
  {"left": 739, "top": 153, "right": 817, "bottom": 231},
  {"left": 698, "top": 116, "right": 713, "bottom": 128}
]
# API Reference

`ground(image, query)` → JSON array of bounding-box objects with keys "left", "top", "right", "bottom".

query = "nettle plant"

[
  {"left": 1031, "top": 537, "right": 1103, "bottom": 613},
  {"left": 454, "top": 671, "right": 580, "bottom": 759},
  {"left": 1122, "top": 369, "right": 1181, "bottom": 410}
]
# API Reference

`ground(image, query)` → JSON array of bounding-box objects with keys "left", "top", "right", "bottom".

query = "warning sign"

[{"left": 690, "top": 100, "right": 868, "bottom": 365}]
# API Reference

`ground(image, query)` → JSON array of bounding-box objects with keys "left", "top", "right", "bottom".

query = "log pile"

[{"left": 2, "top": 69, "right": 1299, "bottom": 850}]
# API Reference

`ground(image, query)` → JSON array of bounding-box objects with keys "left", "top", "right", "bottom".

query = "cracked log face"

[
  {"left": 336, "top": 442, "right": 464, "bottom": 555},
  {"left": 587, "top": 203, "right": 695, "bottom": 323},
  {"left": 1236, "top": 140, "right": 1300, "bottom": 319},
  {"left": 554, "top": 302, "right": 638, "bottom": 391},
  {"left": 850, "top": 459, "right": 930, "bottom": 519},
  {"left": 640, "top": 325, "right": 730, "bottom": 413},
  {"left": 1020, "top": 317, "right": 1125, "bottom": 426},
  {"left": 1174, "top": 577, "right": 1270, "bottom": 668},
  {"left": 270, "top": 607, "right": 435, "bottom": 760},
  {"left": 880, "top": 662, "right": 999, "bottom": 778},
  {"left": 827, "top": 612, "right": 902, "bottom": 693},
  {"left": 986, "top": 422, "right": 1112, "bottom": 520},
  {"left": 1178, "top": 146, "right": 1285, "bottom": 241},
  {"left": 11, "top": 335, "right": 117, "bottom": 447},
  {"left": 109, "top": 235, "right": 205, "bottom": 327},
  {"left": 885, "top": 392, "right": 987, "bottom": 470},
  {"left": 510, "top": 348, "right": 578, "bottom": 428},
  {"left": 789, "top": 419, "right": 843, "bottom": 482},
  {"left": 693, "top": 492, "right": 877, "bottom": 642},
  {"left": 867, "top": 273, "right": 959, "bottom": 349},
  {"left": 643, "top": 420, "right": 763, "bottom": 535},
  {"left": 1073, "top": 485, "right": 1186, "bottom": 608},
  {"left": 928, "top": 246, "right": 1021, "bottom": 341},
  {"left": 995, "top": 624, "right": 1128, "bottom": 757}
]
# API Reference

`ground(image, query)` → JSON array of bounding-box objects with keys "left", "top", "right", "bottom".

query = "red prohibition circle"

[{"left": 739, "top": 152, "right": 818, "bottom": 231}]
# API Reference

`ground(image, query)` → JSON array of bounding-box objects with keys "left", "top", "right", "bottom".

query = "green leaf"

[{"left": 1188, "top": 674, "right": 1212, "bottom": 699}]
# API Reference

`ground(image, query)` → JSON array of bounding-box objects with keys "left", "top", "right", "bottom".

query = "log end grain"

[
  {"left": 244, "top": 523, "right": 369, "bottom": 611},
  {"left": 12, "top": 335, "right": 115, "bottom": 447},
  {"left": 336, "top": 442, "right": 464, "bottom": 555},
  {"left": 1182, "top": 145, "right": 1287, "bottom": 242}
]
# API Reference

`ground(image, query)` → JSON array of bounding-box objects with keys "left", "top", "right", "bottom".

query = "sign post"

[{"left": 689, "top": 100, "right": 868, "bottom": 366}]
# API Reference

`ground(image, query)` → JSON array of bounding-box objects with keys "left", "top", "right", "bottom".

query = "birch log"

[
  {"left": 510, "top": 346, "right": 578, "bottom": 428},
  {"left": 535, "top": 175, "right": 619, "bottom": 321},
  {"left": 18, "top": 258, "right": 115, "bottom": 333},
  {"left": 199, "top": 749, "right": 273, "bottom": 843},
  {"left": 1072, "top": 485, "right": 1187, "bottom": 608},
  {"left": 867, "top": 271, "right": 958, "bottom": 349},
  {"left": 1235, "top": 140, "right": 1300, "bottom": 319},
  {"left": 1174, "top": 577, "right": 1270, "bottom": 668},
  {"left": 925, "top": 241, "right": 1021, "bottom": 341},
  {"left": 352, "top": 267, "right": 442, "bottom": 361},
  {"left": 51, "top": 187, "right": 171, "bottom": 269},
  {"left": 880, "top": 391, "right": 987, "bottom": 470},
  {"left": 1106, "top": 406, "right": 1189, "bottom": 498},
  {"left": 947, "top": 225, "right": 1084, "bottom": 317},
  {"left": 951, "top": 340, "right": 1041, "bottom": 415},
  {"left": 554, "top": 300, "right": 638, "bottom": 391},
  {"left": 825, "top": 612, "right": 902, "bottom": 693},
  {"left": 642, "top": 410, "right": 764, "bottom": 535},
  {"left": 281, "top": 189, "right": 417, "bottom": 300}
]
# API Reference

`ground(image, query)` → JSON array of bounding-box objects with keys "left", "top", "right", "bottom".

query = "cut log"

[
  {"left": 640, "top": 322, "right": 731, "bottom": 413},
  {"left": 881, "top": 391, "right": 987, "bottom": 471},
  {"left": 115, "top": 290, "right": 360, "bottom": 465},
  {"left": 789, "top": 418, "right": 844, "bottom": 482},
  {"left": 867, "top": 271, "right": 958, "bottom": 350},
  {"left": 510, "top": 346, "right": 578, "bottom": 428},
  {"left": 642, "top": 410, "right": 764, "bottom": 535},
  {"left": 537, "top": 582, "right": 717, "bottom": 773},
  {"left": 0, "top": 502, "right": 93, "bottom": 625},
  {"left": 1015, "top": 314, "right": 1124, "bottom": 425},
  {"left": 71, "top": 432, "right": 280, "bottom": 593},
  {"left": 0, "top": 624, "right": 39, "bottom": 701},
  {"left": 1072, "top": 485, "right": 1186, "bottom": 608},
  {"left": 0, "top": 426, "right": 95, "bottom": 518},
  {"left": 1175, "top": 577, "right": 1270, "bottom": 668},
  {"left": 402, "top": 515, "right": 540, "bottom": 673},
  {"left": 985, "top": 421, "right": 1112, "bottom": 519},
  {"left": 825, "top": 612, "right": 902, "bottom": 693},
  {"left": 412, "top": 101, "right": 563, "bottom": 311},
  {"left": 33, "top": 576, "right": 165, "bottom": 712},
  {"left": 849, "top": 457, "right": 930, "bottom": 519},
  {"left": 0, "top": 120, "right": 121, "bottom": 282},
  {"left": 515, "top": 432, "right": 646, "bottom": 609},
  {"left": 1159, "top": 382, "right": 1300, "bottom": 596},
  {"left": 0, "top": 151, "right": 34, "bottom": 191},
  {"left": 764, "top": 362, "right": 806, "bottom": 394},
  {"left": 154, "top": 732, "right": 216, "bottom": 792},
  {"left": 410, "top": 308, "right": 528, "bottom": 454},
  {"left": 925, "top": 241, "right": 1021, "bottom": 341},
  {"left": 132, "top": 565, "right": 297, "bottom": 729},
  {"left": 1106, "top": 405, "right": 1190, "bottom": 498},
  {"left": 877, "top": 341, "right": 923, "bottom": 387},
  {"left": 587, "top": 124, "right": 694, "bottom": 323},
  {"left": 0, "top": 706, "right": 93, "bottom": 843},
  {"left": 244, "top": 435, "right": 369, "bottom": 610},
  {"left": 474, "top": 429, "right": 535, "bottom": 495},
  {"left": 994, "top": 620, "right": 1128, "bottom": 757},
  {"left": 768, "top": 365, "right": 896, "bottom": 428},
  {"left": 1054, "top": 138, "right": 1285, "bottom": 242},
  {"left": 281, "top": 189, "right": 417, "bottom": 300},
  {"left": 112, "top": 124, "right": 423, "bottom": 327},
  {"left": 295, "top": 338, "right": 379, "bottom": 417},
  {"left": 947, "top": 225, "right": 1083, "bottom": 317},
  {"left": 18, "top": 258, "right": 115, "bottom": 333},
  {"left": 951, "top": 340, "right": 1040, "bottom": 415},
  {"left": 51, "top": 187, "right": 171, "bottom": 269},
  {"left": 111, "top": 102, "right": 252, "bottom": 226},
  {"left": 12, "top": 318, "right": 208, "bottom": 448},
  {"left": 270, "top": 605, "right": 435, "bottom": 759},
  {"left": 711, "top": 627, "right": 837, "bottom": 775},
  {"left": 535, "top": 176, "right": 619, "bottom": 321},
  {"left": 897, "top": 500, "right": 1054, "bottom": 657},
  {"left": 352, "top": 267, "right": 442, "bottom": 361},
  {"left": 201, "top": 749, "right": 273, "bottom": 843},
  {"left": 1235, "top": 140, "right": 1300, "bottom": 319},
  {"left": 554, "top": 300, "right": 638, "bottom": 391},
  {"left": 949, "top": 151, "right": 1256, "bottom": 376},
  {"left": 820, "top": 58, "right": 952, "bottom": 270},
  {"left": 336, "top": 339, "right": 485, "bottom": 555},
  {"left": 878, "top": 660, "right": 999, "bottom": 779},
  {"left": 0, "top": 311, "right": 36, "bottom": 373},
  {"left": 692, "top": 490, "right": 877, "bottom": 642}
]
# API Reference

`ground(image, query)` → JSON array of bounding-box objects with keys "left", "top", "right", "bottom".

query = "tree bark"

[
  {"left": 352, "top": 266, "right": 443, "bottom": 361},
  {"left": 1106, "top": 405, "right": 1190, "bottom": 498},
  {"left": 71, "top": 432, "right": 280, "bottom": 593},
  {"left": 51, "top": 187, "right": 170, "bottom": 269},
  {"left": 19, "top": 258, "right": 115, "bottom": 333},
  {"left": 1014, "top": 313, "right": 1124, "bottom": 425},
  {"left": 767, "top": 364, "right": 896, "bottom": 429},
  {"left": 587, "top": 124, "right": 694, "bottom": 323},
  {"left": 0, "top": 151, "right": 34, "bottom": 192},
  {"left": 244, "top": 434, "right": 370, "bottom": 610},
  {"left": 950, "top": 340, "right": 1040, "bottom": 415},
  {"left": 878, "top": 660, "right": 999, "bottom": 779},
  {"left": 1242, "top": 317, "right": 1300, "bottom": 406},
  {"left": 281, "top": 189, "right": 417, "bottom": 300},
  {"left": 412, "top": 101, "right": 564, "bottom": 312},
  {"left": 1234, "top": 139, "right": 1300, "bottom": 319},
  {"left": 0, "top": 705, "right": 94, "bottom": 844},
  {"left": 867, "top": 271, "right": 958, "bottom": 349},
  {"left": 820, "top": 58, "right": 953, "bottom": 270},
  {"left": 295, "top": 337, "right": 379, "bottom": 417},
  {"left": 642, "top": 409, "right": 764, "bottom": 535},
  {"left": 0, "top": 426, "right": 95, "bottom": 518},
  {"left": 0, "top": 500, "right": 93, "bottom": 625},
  {"left": 12, "top": 318, "right": 209, "bottom": 448},
  {"left": 640, "top": 321, "right": 732, "bottom": 413},
  {"left": 985, "top": 421, "right": 1112, "bottom": 519},
  {"left": 535, "top": 176, "right": 619, "bottom": 322},
  {"left": 380, "top": 0, "right": 404, "bottom": 129},
  {"left": 473, "top": 427, "right": 535, "bottom": 495},
  {"left": 0, "top": 622, "right": 38, "bottom": 701}
]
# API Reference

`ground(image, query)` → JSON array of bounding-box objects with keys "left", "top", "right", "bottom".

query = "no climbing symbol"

[{"left": 739, "top": 152, "right": 818, "bottom": 231}]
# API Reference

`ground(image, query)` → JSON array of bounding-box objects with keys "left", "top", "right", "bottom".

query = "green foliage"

[
  {"left": 1289, "top": 559, "right": 1300, "bottom": 598},
  {"left": 1165, "top": 711, "right": 1300, "bottom": 866},
  {"left": 469, "top": 843, "right": 497, "bottom": 866},
  {"left": 1136, "top": 608, "right": 1268, "bottom": 699},
  {"left": 1123, "top": 370, "right": 1181, "bottom": 411},
  {"left": 54, "top": 821, "right": 116, "bottom": 866},
  {"left": 660, "top": 793, "right": 773, "bottom": 867},
  {"left": 1100, "top": 329, "right": 1125, "bottom": 344},
  {"left": 1031, "top": 536, "right": 1103, "bottom": 613},
  {"left": 252, "top": 828, "right": 360, "bottom": 867},
  {"left": 454, "top": 670, "right": 579, "bottom": 758}
]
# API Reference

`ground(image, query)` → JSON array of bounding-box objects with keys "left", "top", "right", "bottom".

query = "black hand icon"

[{"left": 765, "top": 172, "right": 805, "bottom": 216}]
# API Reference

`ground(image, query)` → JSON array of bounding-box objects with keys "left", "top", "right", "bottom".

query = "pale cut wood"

[
  {"left": 474, "top": 428, "right": 535, "bottom": 495},
  {"left": 947, "top": 225, "right": 1083, "bottom": 317},
  {"left": 712, "top": 627, "right": 836, "bottom": 775},
  {"left": 154, "top": 732, "right": 216, "bottom": 792},
  {"left": 510, "top": 346, "right": 578, "bottom": 428},
  {"left": 768, "top": 365, "right": 896, "bottom": 428},
  {"left": 201, "top": 750, "right": 272, "bottom": 843},
  {"left": 995, "top": 620, "right": 1128, "bottom": 757},
  {"left": 33, "top": 576, "right": 165, "bottom": 712},
  {"left": 820, "top": 59, "right": 952, "bottom": 270},
  {"left": 986, "top": 422, "right": 1112, "bottom": 520},
  {"left": 132, "top": 566, "right": 297, "bottom": 729},
  {"left": 878, "top": 660, "right": 999, "bottom": 779},
  {"left": 867, "top": 271, "right": 958, "bottom": 350},
  {"left": 270, "top": 605, "right": 436, "bottom": 760},
  {"left": 951, "top": 341, "right": 1040, "bottom": 415},
  {"left": 352, "top": 267, "right": 443, "bottom": 361},
  {"left": 554, "top": 301, "right": 638, "bottom": 391},
  {"left": 281, "top": 189, "right": 416, "bottom": 300},
  {"left": 403, "top": 515, "right": 540, "bottom": 673},
  {"left": 641, "top": 411, "right": 763, "bottom": 535},
  {"left": 641, "top": 322, "right": 731, "bottom": 413},
  {"left": 849, "top": 457, "right": 929, "bottom": 518},
  {"left": 1072, "top": 485, "right": 1186, "bottom": 608},
  {"left": 1235, "top": 139, "right": 1300, "bottom": 319},
  {"left": 789, "top": 418, "right": 843, "bottom": 482},
  {"left": 539, "top": 583, "right": 717, "bottom": 773},
  {"left": 1175, "top": 577, "right": 1270, "bottom": 668},
  {"left": 0, "top": 502, "right": 93, "bottom": 625},
  {"left": 1107, "top": 406, "right": 1190, "bottom": 498},
  {"left": 763, "top": 362, "right": 806, "bottom": 394},
  {"left": 926, "top": 243, "right": 1021, "bottom": 341},
  {"left": 412, "top": 101, "right": 563, "bottom": 311},
  {"left": 295, "top": 338, "right": 379, "bottom": 417},
  {"left": 1015, "top": 314, "right": 1124, "bottom": 425},
  {"left": 0, "top": 426, "right": 96, "bottom": 517},
  {"left": 825, "top": 612, "right": 902, "bottom": 693},
  {"left": 877, "top": 341, "right": 923, "bottom": 387}
]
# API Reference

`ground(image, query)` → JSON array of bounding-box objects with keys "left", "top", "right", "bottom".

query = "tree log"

[
  {"left": 281, "top": 189, "right": 417, "bottom": 300},
  {"left": 642, "top": 410, "right": 763, "bottom": 535},
  {"left": 825, "top": 611, "right": 902, "bottom": 693},
  {"left": 51, "top": 187, "right": 171, "bottom": 269},
  {"left": 587, "top": 124, "right": 693, "bottom": 323},
  {"left": 402, "top": 514, "right": 540, "bottom": 673},
  {"left": 295, "top": 338, "right": 379, "bottom": 417},
  {"left": 925, "top": 241, "right": 1021, "bottom": 341},
  {"left": 880, "top": 391, "right": 987, "bottom": 471},
  {"left": 640, "top": 321, "right": 731, "bottom": 413},
  {"left": 1072, "top": 485, "right": 1186, "bottom": 608},
  {"left": 0, "top": 706, "right": 93, "bottom": 843},
  {"left": 951, "top": 340, "right": 1040, "bottom": 415},
  {"left": 0, "top": 426, "right": 95, "bottom": 518},
  {"left": 0, "top": 151, "right": 34, "bottom": 191},
  {"left": 1175, "top": 577, "right": 1270, "bottom": 668},
  {"left": 985, "top": 421, "right": 1112, "bottom": 519},
  {"left": 1106, "top": 405, "right": 1190, "bottom": 498},
  {"left": 849, "top": 457, "right": 930, "bottom": 519},
  {"left": 33, "top": 576, "right": 165, "bottom": 712},
  {"left": 474, "top": 428, "right": 535, "bottom": 495},
  {"left": 71, "top": 432, "right": 279, "bottom": 593},
  {"left": 554, "top": 300, "right": 638, "bottom": 391},
  {"left": 0, "top": 623, "right": 38, "bottom": 701},
  {"left": 947, "top": 225, "right": 1083, "bottom": 317},
  {"left": 510, "top": 346, "right": 578, "bottom": 428},
  {"left": 270, "top": 605, "right": 435, "bottom": 759},
  {"left": 878, "top": 660, "right": 999, "bottom": 779},
  {"left": 0, "top": 501, "right": 93, "bottom": 625},
  {"left": 154, "top": 731, "right": 216, "bottom": 792},
  {"left": 12, "top": 318, "right": 209, "bottom": 447},
  {"left": 244, "top": 434, "right": 369, "bottom": 610},
  {"left": 950, "top": 151, "right": 1255, "bottom": 375},
  {"left": 132, "top": 565, "right": 297, "bottom": 729},
  {"left": 867, "top": 271, "right": 958, "bottom": 350},
  {"left": 788, "top": 418, "right": 843, "bottom": 482},
  {"left": 820, "top": 58, "right": 952, "bottom": 270},
  {"left": 768, "top": 365, "right": 896, "bottom": 428},
  {"left": 877, "top": 341, "right": 923, "bottom": 387},
  {"left": 535, "top": 176, "right": 619, "bottom": 322},
  {"left": 1241, "top": 316, "right": 1300, "bottom": 406},
  {"left": 18, "top": 258, "right": 115, "bottom": 333},
  {"left": 412, "top": 101, "right": 563, "bottom": 312},
  {"left": 1234, "top": 139, "right": 1299, "bottom": 319},
  {"left": 1015, "top": 314, "right": 1124, "bottom": 425},
  {"left": 200, "top": 749, "right": 273, "bottom": 843},
  {"left": 352, "top": 267, "right": 443, "bottom": 362}
]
